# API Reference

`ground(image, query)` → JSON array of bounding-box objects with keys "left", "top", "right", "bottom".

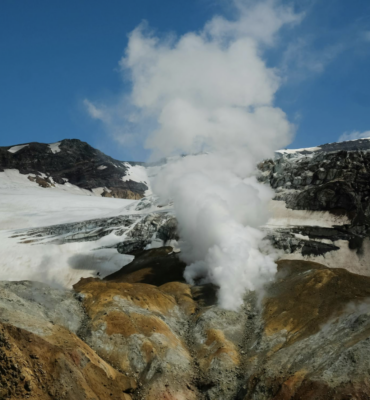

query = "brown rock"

[{"left": 0, "top": 323, "right": 134, "bottom": 400}]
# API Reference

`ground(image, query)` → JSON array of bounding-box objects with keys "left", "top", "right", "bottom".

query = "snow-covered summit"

[{"left": 277, "top": 137, "right": 370, "bottom": 156}]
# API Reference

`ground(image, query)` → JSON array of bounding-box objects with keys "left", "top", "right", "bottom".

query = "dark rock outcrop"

[
  {"left": 259, "top": 141, "right": 370, "bottom": 222},
  {"left": 105, "top": 246, "right": 186, "bottom": 285},
  {"left": 259, "top": 139, "right": 370, "bottom": 260},
  {"left": 116, "top": 213, "right": 179, "bottom": 254},
  {"left": 0, "top": 139, "right": 147, "bottom": 198},
  {"left": 14, "top": 214, "right": 144, "bottom": 245}
]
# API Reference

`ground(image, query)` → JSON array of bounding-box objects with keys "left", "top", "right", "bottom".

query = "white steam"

[
  {"left": 90, "top": 0, "right": 300, "bottom": 309},
  {"left": 152, "top": 155, "right": 282, "bottom": 309}
]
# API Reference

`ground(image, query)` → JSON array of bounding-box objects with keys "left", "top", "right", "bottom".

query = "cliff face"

[
  {"left": 1, "top": 250, "right": 370, "bottom": 400},
  {"left": 0, "top": 139, "right": 147, "bottom": 199},
  {"left": 258, "top": 140, "right": 370, "bottom": 276},
  {"left": 0, "top": 280, "right": 136, "bottom": 399},
  {"left": 259, "top": 142, "right": 370, "bottom": 223}
]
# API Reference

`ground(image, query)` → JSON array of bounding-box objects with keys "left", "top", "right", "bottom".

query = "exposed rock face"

[
  {"left": 106, "top": 247, "right": 186, "bottom": 285},
  {"left": 244, "top": 260, "right": 370, "bottom": 399},
  {"left": 14, "top": 214, "right": 145, "bottom": 245},
  {"left": 101, "top": 187, "right": 143, "bottom": 200},
  {"left": 116, "top": 213, "right": 179, "bottom": 254},
  {"left": 0, "top": 280, "right": 136, "bottom": 399},
  {"left": 259, "top": 141, "right": 370, "bottom": 227},
  {"left": 27, "top": 175, "right": 55, "bottom": 188},
  {"left": 0, "top": 139, "right": 147, "bottom": 198},
  {"left": 74, "top": 263, "right": 196, "bottom": 399},
  {"left": 1, "top": 251, "right": 370, "bottom": 399},
  {"left": 259, "top": 140, "right": 370, "bottom": 272}
]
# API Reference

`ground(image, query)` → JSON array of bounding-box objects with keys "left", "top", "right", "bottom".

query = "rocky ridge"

[{"left": 0, "top": 139, "right": 147, "bottom": 199}]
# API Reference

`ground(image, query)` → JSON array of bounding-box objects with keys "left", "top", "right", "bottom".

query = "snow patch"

[
  {"left": 48, "top": 142, "right": 61, "bottom": 154},
  {"left": 8, "top": 144, "right": 29, "bottom": 153},
  {"left": 276, "top": 146, "right": 321, "bottom": 154},
  {"left": 97, "top": 165, "right": 107, "bottom": 170},
  {"left": 0, "top": 168, "right": 140, "bottom": 287},
  {"left": 0, "top": 230, "right": 134, "bottom": 288},
  {"left": 122, "top": 162, "right": 152, "bottom": 195},
  {"left": 122, "top": 163, "right": 148, "bottom": 183},
  {"left": 279, "top": 238, "right": 370, "bottom": 277},
  {"left": 38, "top": 172, "right": 48, "bottom": 179},
  {"left": 0, "top": 169, "right": 136, "bottom": 229},
  {"left": 91, "top": 187, "right": 105, "bottom": 196},
  {"left": 266, "top": 200, "right": 350, "bottom": 228}
]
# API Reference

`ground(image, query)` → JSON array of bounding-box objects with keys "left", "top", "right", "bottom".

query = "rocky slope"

[
  {"left": 1, "top": 250, "right": 370, "bottom": 399},
  {"left": 0, "top": 139, "right": 147, "bottom": 199},
  {"left": 259, "top": 138, "right": 370, "bottom": 276}
]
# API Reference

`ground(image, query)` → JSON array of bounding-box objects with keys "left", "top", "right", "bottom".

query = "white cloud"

[
  {"left": 83, "top": 99, "right": 110, "bottom": 123},
  {"left": 281, "top": 37, "right": 344, "bottom": 78},
  {"left": 203, "top": 0, "right": 303, "bottom": 45},
  {"left": 338, "top": 130, "right": 370, "bottom": 142},
  {"left": 83, "top": 98, "right": 142, "bottom": 147}
]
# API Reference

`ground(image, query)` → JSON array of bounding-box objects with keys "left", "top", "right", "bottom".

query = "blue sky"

[{"left": 1, "top": 0, "right": 370, "bottom": 161}]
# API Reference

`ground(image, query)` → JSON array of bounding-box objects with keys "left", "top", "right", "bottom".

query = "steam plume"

[{"left": 97, "top": 0, "right": 299, "bottom": 309}]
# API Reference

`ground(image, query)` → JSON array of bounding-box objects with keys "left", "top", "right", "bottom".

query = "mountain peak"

[{"left": 0, "top": 138, "right": 147, "bottom": 199}]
